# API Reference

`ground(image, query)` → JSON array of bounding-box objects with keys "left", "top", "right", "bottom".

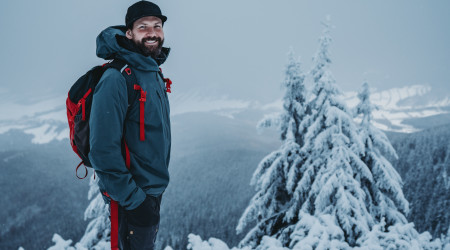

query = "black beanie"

[{"left": 125, "top": 1, "right": 167, "bottom": 29}]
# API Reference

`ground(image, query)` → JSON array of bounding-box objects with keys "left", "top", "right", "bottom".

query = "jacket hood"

[{"left": 96, "top": 25, "right": 170, "bottom": 71}]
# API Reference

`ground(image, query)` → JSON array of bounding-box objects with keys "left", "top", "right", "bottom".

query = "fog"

[{"left": 1, "top": 0, "right": 449, "bottom": 105}]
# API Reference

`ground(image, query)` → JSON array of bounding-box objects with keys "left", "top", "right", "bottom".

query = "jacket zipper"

[{"left": 156, "top": 89, "right": 170, "bottom": 139}]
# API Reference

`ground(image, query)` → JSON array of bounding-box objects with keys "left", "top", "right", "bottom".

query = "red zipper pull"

[{"left": 134, "top": 85, "right": 146, "bottom": 141}]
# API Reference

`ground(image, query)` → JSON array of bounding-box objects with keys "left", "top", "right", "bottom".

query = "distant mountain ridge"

[
  {"left": 0, "top": 84, "right": 449, "bottom": 144},
  {"left": 343, "top": 84, "right": 450, "bottom": 132}
]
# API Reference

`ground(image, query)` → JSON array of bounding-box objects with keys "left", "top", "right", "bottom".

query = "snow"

[
  {"left": 24, "top": 124, "right": 58, "bottom": 144},
  {"left": 344, "top": 85, "right": 432, "bottom": 110},
  {"left": 261, "top": 99, "right": 283, "bottom": 110},
  {"left": 187, "top": 234, "right": 232, "bottom": 250},
  {"left": 0, "top": 95, "right": 68, "bottom": 144},
  {"left": 183, "top": 231, "right": 448, "bottom": 250},
  {"left": 47, "top": 234, "right": 84, "bottom": 250},
  {"left": 187, "top": 234, "right": 289, "bottom": 250},
  {"left": 56, "top": 128, "right": 70, "bottom": 141},
  {"left": 344, "top": 84, "right": 450, "bottom": 133},
  {"left": 0, "top": 124, "right": 26, "bottom": 134}
]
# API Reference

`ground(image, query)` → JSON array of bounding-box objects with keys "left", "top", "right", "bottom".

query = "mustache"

[{"left": 142, "top": 36, "right": 163, "bottom": 44}]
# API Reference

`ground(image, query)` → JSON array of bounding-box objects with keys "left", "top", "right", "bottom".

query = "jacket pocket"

[{"left": 127, "top": 223, "right": 159, "bottom": 250}]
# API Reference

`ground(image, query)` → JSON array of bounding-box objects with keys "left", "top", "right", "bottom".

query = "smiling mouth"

[{"left": 145, "top": 39, "right": 158, "bottom": 45}]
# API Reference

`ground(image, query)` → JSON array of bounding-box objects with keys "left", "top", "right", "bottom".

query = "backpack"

[
  {"left": 66, "top": 59, "right": 173, "bottom": 179},
  {"left": 66, "top": 59, "right": 138, "bottom": 179}
]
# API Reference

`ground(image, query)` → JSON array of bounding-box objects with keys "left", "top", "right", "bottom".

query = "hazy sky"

[{"left": 1, "top": 0, "right": 449, "bottom": 104}]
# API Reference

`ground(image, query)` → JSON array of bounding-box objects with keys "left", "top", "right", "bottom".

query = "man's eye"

[{"left": 139, "top": 26, "right": 146, "bottom": 29}]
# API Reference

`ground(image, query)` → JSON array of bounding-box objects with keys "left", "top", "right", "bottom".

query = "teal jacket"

[{"left": 89, "top": 26, "right": 171, "bottom": 210}]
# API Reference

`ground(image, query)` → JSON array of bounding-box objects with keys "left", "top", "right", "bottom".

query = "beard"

[{"left": 134, "top": 36, "right": 164, "bottom": 59}]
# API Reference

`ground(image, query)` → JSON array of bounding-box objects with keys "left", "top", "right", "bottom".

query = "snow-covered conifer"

[
  {"left": 286, "top": 18, "right": 373, "bottom": 248},
  {"left": 257, "top": 48, "right": 307, "bottom": 143},
  {"left": 236, "top": 48, "right": 307, "bottom": 248},
  {"left": 75, "top": 174, "right": 111, "bottom": 249},
  {"left": 238, "top": 18, "right": 422, "bottom": 249},
  {"left": 47, "top": 174, "right": 111, "bottom": 250},
  {"left": 355, "top": 82, "right": 409, "bottom": 226}
]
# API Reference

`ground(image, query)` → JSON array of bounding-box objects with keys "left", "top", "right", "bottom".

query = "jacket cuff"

[{"left": 125, "top": 188, "right": 147, "bottom": 210}]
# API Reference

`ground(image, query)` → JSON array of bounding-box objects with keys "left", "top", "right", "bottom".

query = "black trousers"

[{"left": 117, "top": 194, "right": 162, "bottom": 250}]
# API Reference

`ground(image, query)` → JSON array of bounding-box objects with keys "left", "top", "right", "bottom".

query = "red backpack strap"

[
  {"left": 80, "top": 89, "right": 92, "bottom": 121},
  {"left": 75, "top": 161, "right": 88, "bottom": 179}
]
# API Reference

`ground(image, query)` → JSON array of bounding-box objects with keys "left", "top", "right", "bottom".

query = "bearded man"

[{"left": 88, "top": 1, "right": 171, "bottom": 249}]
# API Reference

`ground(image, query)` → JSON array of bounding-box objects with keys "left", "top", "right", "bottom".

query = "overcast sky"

[{"left": 1, "top": 0, "right": 449, "bottom": 104}]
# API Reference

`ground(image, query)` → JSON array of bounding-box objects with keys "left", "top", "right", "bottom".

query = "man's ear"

[{"left": 126, "top": 29, "right": 133, "bottom": 39}]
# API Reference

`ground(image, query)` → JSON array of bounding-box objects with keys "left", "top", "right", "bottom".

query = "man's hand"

[{"left": 126, "top": 195, "right": 160, "bottom": 227}]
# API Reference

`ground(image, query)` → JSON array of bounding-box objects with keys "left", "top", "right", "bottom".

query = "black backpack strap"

[
  {"left": 157, "top": 70, "right": 164, "bottom": 81},
  {"left": 104, "top": 59, "right": 139, "bottom": 108},
  {"left": 109, "top": 60, "right": 146, "bottom": 142}
]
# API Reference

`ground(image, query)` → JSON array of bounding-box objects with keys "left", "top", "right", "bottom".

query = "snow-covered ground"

[{"left": 0, "top": 84, "right": 449, "bottom": 144}]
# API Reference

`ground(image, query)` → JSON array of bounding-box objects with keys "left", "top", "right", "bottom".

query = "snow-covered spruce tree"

[
  {"left": 353, "top": 82, "right": 444, "bottom": 249},
  {"left": 236, "top": 49, "right": 307, "bottom": 248},
  {"left": 47, "top": 174, "right": 111, "bottom": 250},
  {"left": 257, "top": 48, "right": 307, "bottom": 143},
  {"left": 76, "top": 174, "right": 111, "bottom": 249},
  {"left": 284, "top": 19, "right": 375, "bottom": 249},
  {"left": 354, "top": 82, "right": 409, "bottom": 226},
  {"left": 237, "top": 18, "right": 410, "bottom": 249}
]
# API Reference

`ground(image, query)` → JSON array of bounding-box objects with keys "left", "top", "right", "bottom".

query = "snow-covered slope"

[
  {"left": 0, "top": 84, "right": 449, "bottom": 144},
  {"left": 0, "top": 95, "right": 68, "bottom": 144},
  {"left": 344, "top": 85, "right": 450, "bottom": 133}
]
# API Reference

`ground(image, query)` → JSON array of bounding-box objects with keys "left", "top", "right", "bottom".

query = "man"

[{"left": 88, "top": 1, "right": 171, "bottom": 249}]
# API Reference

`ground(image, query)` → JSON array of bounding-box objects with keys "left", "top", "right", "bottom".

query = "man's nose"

[{"left": 146, "top": 27, "right": 157, "bottom": 36}]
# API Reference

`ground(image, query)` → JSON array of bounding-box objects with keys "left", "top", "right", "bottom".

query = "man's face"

[{"left": 126, "top": 16, "right": 164, "bottom": 58}]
